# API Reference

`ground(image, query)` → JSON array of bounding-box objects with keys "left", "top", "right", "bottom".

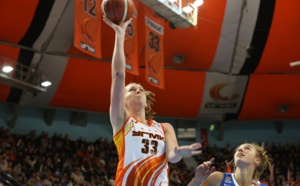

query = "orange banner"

[
  {"left": 74, "top": 0, "right": 102, "bottom": 58},
  {"left": 125, "top": 1, "right": 139, "bottom": 75},
  {"left": 144, "top": 9, "right": 165, "bottom": 89}
]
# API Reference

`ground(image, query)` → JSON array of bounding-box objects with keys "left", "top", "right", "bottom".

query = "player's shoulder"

[
  {"left": 151, "top": 119, "right": 164, "bottom": 128},
  {"left": 203, "top": 171, "right": 225, "bottom": 186},
  {"left": 160, "top": 122, "right": 173, "bottom": 128},
  {"left": 160, "top": 122, "right": 174, "bottom": 131},
  {"left": 209, "top": 171, "right": 225, "bottom": 179}
]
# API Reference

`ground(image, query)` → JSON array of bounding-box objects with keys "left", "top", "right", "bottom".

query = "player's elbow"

[
  {"left": 168, "top": 158, "right": 182, "bottom": 164},
  {"left": 167, "top": 152, "right": 182, "bottom": 164},
  {"left": 112, "top": 70, "right": 125, "bottom": 79}
]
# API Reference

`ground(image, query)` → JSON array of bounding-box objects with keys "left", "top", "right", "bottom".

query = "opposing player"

[{"left": 188, "top": 143, "right": 272, "bottom": 186}]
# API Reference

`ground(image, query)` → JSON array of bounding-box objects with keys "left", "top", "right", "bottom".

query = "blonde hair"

[{"left": 251, "top": 143, "right": 272, "bottom": 179}]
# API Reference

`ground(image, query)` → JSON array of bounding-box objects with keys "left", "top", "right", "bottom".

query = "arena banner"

[
  {"left": 125, "top": 0, "right": 139, "bottom": 75},
  {"left": 144, "top": 8, "right": 165, "bottom": 89},
  {"left": 74, "top": 0, "right": 102, "bottom": 58},
  {"left": 199, "top": 72, "right": 248, "bottom": 114}
]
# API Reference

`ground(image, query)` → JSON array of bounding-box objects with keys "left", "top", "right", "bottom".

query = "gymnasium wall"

[{"left": 0, "top": 102, "right": 299, "bottom": 148}]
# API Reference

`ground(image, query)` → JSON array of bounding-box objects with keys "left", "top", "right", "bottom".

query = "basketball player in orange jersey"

[
  {"left": 103, "top": 16, "right": 203, "bottom": 186},
  {"left": 187, "top": 143, "right": 272, "bottom": 186}
]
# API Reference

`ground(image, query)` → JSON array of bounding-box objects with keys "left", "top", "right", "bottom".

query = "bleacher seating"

[{"left": 0, "top": 127, "right": 299, "bottom": 186}]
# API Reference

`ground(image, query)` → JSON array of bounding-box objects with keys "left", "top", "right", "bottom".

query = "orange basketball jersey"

[{"left": 113, "top": 116, "right": 169, "bottom": 186}]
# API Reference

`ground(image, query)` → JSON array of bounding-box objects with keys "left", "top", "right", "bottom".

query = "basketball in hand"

[{"left": 101, "top": 0, "right": 135, "bottom": 24}]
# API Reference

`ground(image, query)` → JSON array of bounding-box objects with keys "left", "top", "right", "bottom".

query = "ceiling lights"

[
  {"left": 289, "top": 61, "right": 300, "bottom": 67},
  {"left": 2, "top": 65, "right": 13, "bottom": 73},
  {"left": 183, "top": 0, "right": 204, "bottom": 14},
  {"left": 193, "top": 0, "right": 204, "bottom": 7},
  {"left": 0, "top": 55, "right": 52, "bottom": 92},
  {"left": 41, "top": 81, "right": 52, "bottom": 87}
]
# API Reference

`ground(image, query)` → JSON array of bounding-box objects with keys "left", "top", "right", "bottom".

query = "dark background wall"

[{"left": 0, "top": 102, "right": 299, "bottom": 148}]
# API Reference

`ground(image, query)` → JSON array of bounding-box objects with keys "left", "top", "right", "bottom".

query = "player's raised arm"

[{"left": 103, "top": 15, "right": 132, "bottom": 134}]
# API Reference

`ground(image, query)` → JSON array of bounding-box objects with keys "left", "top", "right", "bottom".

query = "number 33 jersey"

[{"left": 113, "top": 116, "right": 169, "bottom": 186}]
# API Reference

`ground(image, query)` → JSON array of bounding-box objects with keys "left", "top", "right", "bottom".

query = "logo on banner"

[
  {"left": 80, "top": 18, "right": 98, "bottom": 53},
  {"left": 82, "top": 17, "right": 95, "bottom": 41},
  {"left": 205, "top": 83, "right": 240, "bottom": 109},
  {"left": 199, "top": 73, "right": 248, "bottom": 114},
  {"left": 80, "top": 17, "right": 96, "bottom": 53},
  {"left": 209, "top": 83, "right": 239, "bottom": 101}
]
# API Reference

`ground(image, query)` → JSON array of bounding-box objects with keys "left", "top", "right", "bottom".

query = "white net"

[{"left": 139, "top": 0, "right": 200, "bottom": 28}]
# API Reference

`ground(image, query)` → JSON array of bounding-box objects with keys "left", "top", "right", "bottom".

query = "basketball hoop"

[{"left": 139, "top": 0, "right": 201, "bottom": 28}]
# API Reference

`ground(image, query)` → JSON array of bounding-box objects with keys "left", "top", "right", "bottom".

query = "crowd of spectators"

[{"left": 0, "top": 127, "right": 299, "bottom": 186}]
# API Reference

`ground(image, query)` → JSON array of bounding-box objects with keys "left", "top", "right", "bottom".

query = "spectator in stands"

[
  {"left": 1, "top": 124, "right": 300, "bottom": 186},
  {"left": 0, "top": 155, "right": 8, "bottom": 172}
]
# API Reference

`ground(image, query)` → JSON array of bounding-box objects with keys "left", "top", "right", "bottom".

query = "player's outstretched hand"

[
  {"left": 194, "top": 158, "right": 215, "bottom": 183},
  {"left": 175, "top": 143, "right": 202, "bottom": 157},
  {"left": 103, "top": 16, "right": 132, "bottom": 34}
]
